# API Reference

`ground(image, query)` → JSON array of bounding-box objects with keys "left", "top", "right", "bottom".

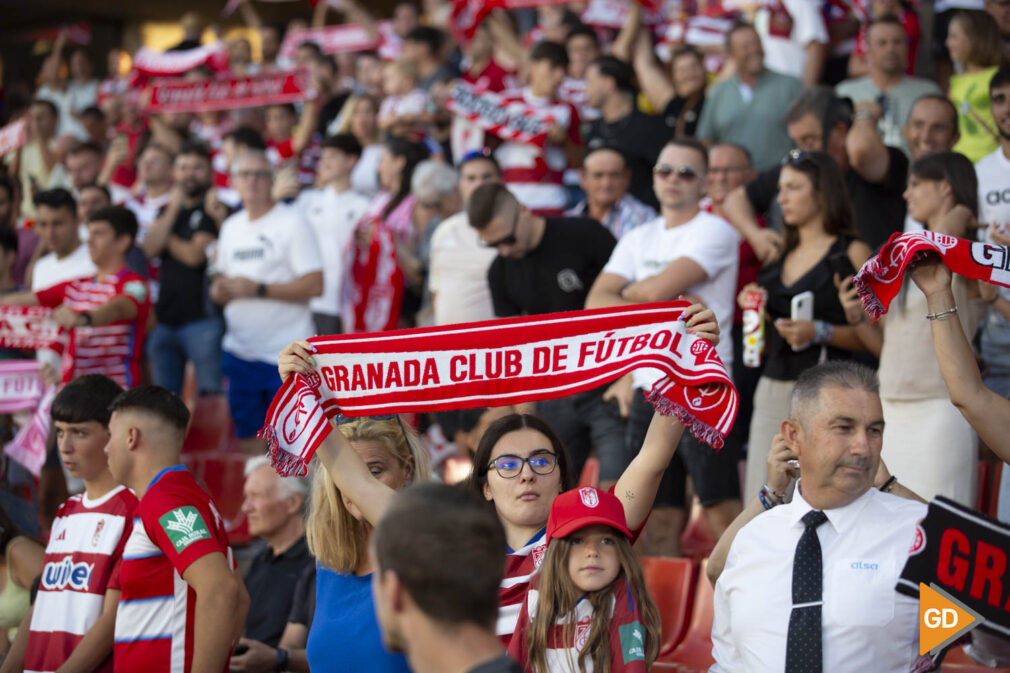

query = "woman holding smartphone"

[
  {"left": 737, "top": 151, "right": 871, "bottom": 502},
  {"left": 839, "top": 152, "right": 986, "bottom": 505}
]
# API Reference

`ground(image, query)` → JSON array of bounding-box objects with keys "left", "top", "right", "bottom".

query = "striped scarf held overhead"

[
  {"left": 259, "top": 302, "right": 738, "bottom": 477},
  {"left": 854, "top": 230, "right": 1010, "bottom": 319}
]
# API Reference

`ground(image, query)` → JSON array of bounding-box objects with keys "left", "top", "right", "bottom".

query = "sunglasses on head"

[
  {"left": 481, "top": 208, "right": 519, "bottom": 248},
  {"left": 781, "top": 148, "right": 813, "bottom": 166},
  {"left": 653, "top": 163, "right": 699, "bottom": 180}
]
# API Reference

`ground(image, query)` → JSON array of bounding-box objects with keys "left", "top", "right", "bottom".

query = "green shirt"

[
  {"left": 696, "top": 69, "right": 804, "bottom": 170},
  {"left": 950, "top": 66, "right": 1000, "bottom": 163}
]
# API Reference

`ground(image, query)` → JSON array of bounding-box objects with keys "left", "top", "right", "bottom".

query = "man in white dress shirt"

[{"left": 711, "top": 361, "right": 926, "bottom": 673}]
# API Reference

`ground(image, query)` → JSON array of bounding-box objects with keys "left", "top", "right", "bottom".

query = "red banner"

[
  {"left": 145, "top": 70, "right": 311, "bottom": 113},
  {"left": 280, "top": 24, "right": 378, "bottom": 60},
  {"left": 0, "top": 119, "right": 26, "bottom": 158}
]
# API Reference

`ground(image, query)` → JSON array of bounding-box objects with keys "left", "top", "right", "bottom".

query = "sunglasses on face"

[
  {"left": 487, "top": 452, "right": 558, "bottom": 479},
  {"left": 481, "top": 209, "right": 519, "bottom": 248},
  {"left": 653, "top": 164, "right": 699, "bottom": 181}
]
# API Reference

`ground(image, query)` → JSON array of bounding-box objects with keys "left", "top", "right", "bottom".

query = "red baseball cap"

[{"left": 546, "top": 487, "right": 632, "bottom": 543}]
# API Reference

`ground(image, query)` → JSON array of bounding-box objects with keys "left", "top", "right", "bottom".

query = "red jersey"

[
  {"left": 498, "top": 530, "right": 548, "bottom": 647},
  {"left": 463, "top": 59, "right": 518, "bottom": 94},
  {"left": 494, "top": 88, "right": 581, "bottom": 216},
  {"left": 114, "top": 466, "right": 234, "bottom": 673},
  {"left": 508, "top": 576, "right": 649, "bottom": 673},
  {"left": 25, "top": 487, "right": 138, "bottom": 673},
  {"left": 35, "top": 268, "right": 151, "bottom": 387}
]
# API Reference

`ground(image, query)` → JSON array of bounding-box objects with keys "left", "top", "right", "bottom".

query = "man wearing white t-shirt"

[
  {"left": 30, "top": 189, "right": 97, "bottom": 381},
  {"left": 753, "top": 0, "right": 829, "bottom": 88},
  {"left": 210, "top": 152, "right": 323, "bottom": 454},
  {"left": 586, "top": 138, "right": 741, "bottom": 556},
  {"left": 428, "top": 152, "right": 501, "bottom": 326},
  {"left": 294, "top": 133, "right": 370, "bottom": 336}
]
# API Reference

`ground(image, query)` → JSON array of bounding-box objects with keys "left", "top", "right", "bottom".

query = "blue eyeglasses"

[{"left": 488, "top": 452, "right": 558, "bottom": 479}]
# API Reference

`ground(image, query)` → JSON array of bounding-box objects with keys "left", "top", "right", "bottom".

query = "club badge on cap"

[{"left": 547, "top": 486, "right": 632, "bottom": 543}]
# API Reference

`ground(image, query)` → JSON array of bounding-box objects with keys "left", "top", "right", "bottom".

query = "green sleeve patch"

[
  {"left": 123, "top": 280, "right": 148, "bottom": 303},
  {"left": 159, "top": 506, "right": 211, "bottom": 552},
  {"left": 619, "top": 621, "right": 646, "bottom": 664}
]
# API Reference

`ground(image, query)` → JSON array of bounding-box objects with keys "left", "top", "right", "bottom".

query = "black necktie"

[{"left": 785, "top": 509, "right": 829, "bottom": 673}]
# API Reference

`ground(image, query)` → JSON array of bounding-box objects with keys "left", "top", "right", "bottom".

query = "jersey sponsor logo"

[
  {"left": 123, "top": 280, "right": 148, "bottom": 303},
  {"left": 619, "top": 620, "right": 647, "bottom": 663},
  {"left": 41, "top": 557, "right": 95, "bottom": 591},
  {"left": 233, "top": 248, "right": 266, "bottom": 261},
  {"left": 159, "top": 506, "right": 212, "bottom": 552}
]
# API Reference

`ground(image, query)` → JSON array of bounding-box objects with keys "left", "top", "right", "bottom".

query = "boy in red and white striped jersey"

[
  {"left": 494, "top": 41, "right": 582, "bottom": 216},
  {"left": 105, "top": 386, "right": 248, "bottom": 673},
  {"left": 3, "top": 206, "right": 151, "bottom": 388},
  {"left": 1, "top": 375, "right": 135, "bottom": 673}
]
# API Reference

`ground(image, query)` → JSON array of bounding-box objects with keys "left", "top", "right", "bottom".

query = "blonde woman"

[
  {"left": 303, "top": 417, "right": 430, "bottom": 673},
  {"left": 330, "top": 94, "right": 383, "bottom": 197}
]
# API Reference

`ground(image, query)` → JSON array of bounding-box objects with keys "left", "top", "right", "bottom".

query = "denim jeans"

[{"left": 147, "top": 317, "right": 224, "bottom": 395}]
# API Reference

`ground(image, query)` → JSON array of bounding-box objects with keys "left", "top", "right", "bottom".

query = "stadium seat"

[
  {"left": 642, "top": 557, "right": 695, "bottom": 662},
  {"left": 182, "top": 394, "right": 239, "bottom": 454},
  {"left": 667, "top": 560, "right": 716, "bottom": 672},
  {"left": 942, "top": 644, "right": 1010, "bottom": 672},
  {"left": 680, "top": 498, "right": 716, "bottom": 560},
  {"left": 578, "top": 456, "right": 600, "bottom": 488}
]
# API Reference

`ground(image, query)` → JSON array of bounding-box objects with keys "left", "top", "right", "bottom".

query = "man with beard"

[{"left": 142, "top": 142, "right": 224, "bottom": 396}]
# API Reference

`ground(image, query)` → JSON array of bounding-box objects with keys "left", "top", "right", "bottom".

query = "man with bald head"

[
  {"left": 711, "top": 362, "right": 926, "bottom": 673},
  {"left": 106, "top": 385, "right": 248, "bottom": 673}
]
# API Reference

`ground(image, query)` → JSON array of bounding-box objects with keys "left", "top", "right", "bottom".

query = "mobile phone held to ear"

[{"left": 827, "top": 251, "right": 857, "bottom": 279}]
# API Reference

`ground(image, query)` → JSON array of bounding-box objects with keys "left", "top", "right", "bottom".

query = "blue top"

[{"left": 306, "top": 565, "right": 411, "bottom": 673}]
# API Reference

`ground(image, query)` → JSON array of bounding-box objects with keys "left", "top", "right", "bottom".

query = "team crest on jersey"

[
  {"left": 159, "top": 506, "right": 211, "bottom": 552},
  {"left": 575, "top": 618, "right": 592, "bottom": 650},
  {"left": 123, "top": 280, "right": 148, "bottom": 303},
  {"left": 579, "top": 487, "right": 599, "bottom": 508},
  {"left": 531, "top": 541, "right": 546, "bottom": 569},
  {"left": 92, "top": 519, "right": 105, "bottom": 547}
]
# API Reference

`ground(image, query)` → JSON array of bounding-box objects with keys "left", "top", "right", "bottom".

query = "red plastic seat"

[
  {"left": 942, "top": 644, "right": 1010, "bottom": 672},
  {"left": 642, "top": 557, "right": 695, "bottom": 662},
  {"left": 578, "top": 456, "right": 600, "bottom": 488},
  {"left": 680, "top": 498, "right": 716, "bottom": 561},
  {"left": 667, "top": 560, "right": 716, "bottom": 673},
  {"left": 182, "top": 395, "right": 239, "bottom": 454}
]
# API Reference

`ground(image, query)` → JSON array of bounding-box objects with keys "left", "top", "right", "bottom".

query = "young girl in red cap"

[{"left": 507, "top": 486, "right": 661, "bottom": 673}]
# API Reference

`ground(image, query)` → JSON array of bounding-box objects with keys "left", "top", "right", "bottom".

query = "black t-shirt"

[
  {"left": 286, "top": 562, "right": 317, "bottom": 631},
  {"left": 661, "top": 94, "right": 705, "bottom": 139},
  {"left": 156, "top": 202, "right": 218, "bottom": 326},
  {"left": 466, "top": 655, "right": 524, "bottom": 673},
  {"left": 585, "top": 109, "right": 670, "bottom": 209},
  {"left": 488, "top": 217, "right": 616, "bottom": 317},
  {"left": 744, "top": 147, "right": 909, "bottom": 251},
  {"left": 244, "top": 536, "right": 314, "bottom": 647}
]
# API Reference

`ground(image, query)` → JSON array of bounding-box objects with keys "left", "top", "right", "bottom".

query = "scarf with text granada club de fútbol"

[{"left": 259, "top": 301, "right": 737, "bottom": 477}]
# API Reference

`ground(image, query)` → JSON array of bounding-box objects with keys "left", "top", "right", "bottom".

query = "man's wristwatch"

[{"left": 275, "top": 647, "right": 290, "bottom": 672}]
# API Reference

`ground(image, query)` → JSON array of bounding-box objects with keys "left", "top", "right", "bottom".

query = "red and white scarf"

[
  {"left": 259, "top": 302, "right": 738, "bottom": 476},
  {"left": 0, "top": 362, "right": 56, "bottom": 477},
  {"left": 131, "top": 44, "right": 230, "bottom": 80},
  {"left": 340, "top": 217, "right": 404, "bottom": 334},
  {"left": 279, "top": 25, "right": 377, "bottom": 60},
  {"left": 0, "top": 306, "right": 65, "bottom": 352},
  {"left": 446, "top": 82, "right": 556, "bottom": 148},
  {"left": 145, "top": 70, "right": 311, "bottom": 113},
  {"left": 0, "top": 118, "right": 26, "bottom": 158},
  {"left": 853, "top": 231, "right": 1010, "bottom": 319}
]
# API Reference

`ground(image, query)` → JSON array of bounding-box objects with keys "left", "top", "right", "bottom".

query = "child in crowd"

[
  {"left": 378, "top": 60, "right": 431, "bottom": 139},
  {"left": 508, "top": 486, "right": 660, "bottom": 673}
]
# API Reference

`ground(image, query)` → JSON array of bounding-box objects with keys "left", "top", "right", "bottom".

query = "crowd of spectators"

[{"left": 0, "top": 0, "right": 1009, "bottom": 670}]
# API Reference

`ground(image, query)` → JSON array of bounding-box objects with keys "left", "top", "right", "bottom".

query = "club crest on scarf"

[{"left": 281, "top": 371, "right": 322, "bottom": 445}]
